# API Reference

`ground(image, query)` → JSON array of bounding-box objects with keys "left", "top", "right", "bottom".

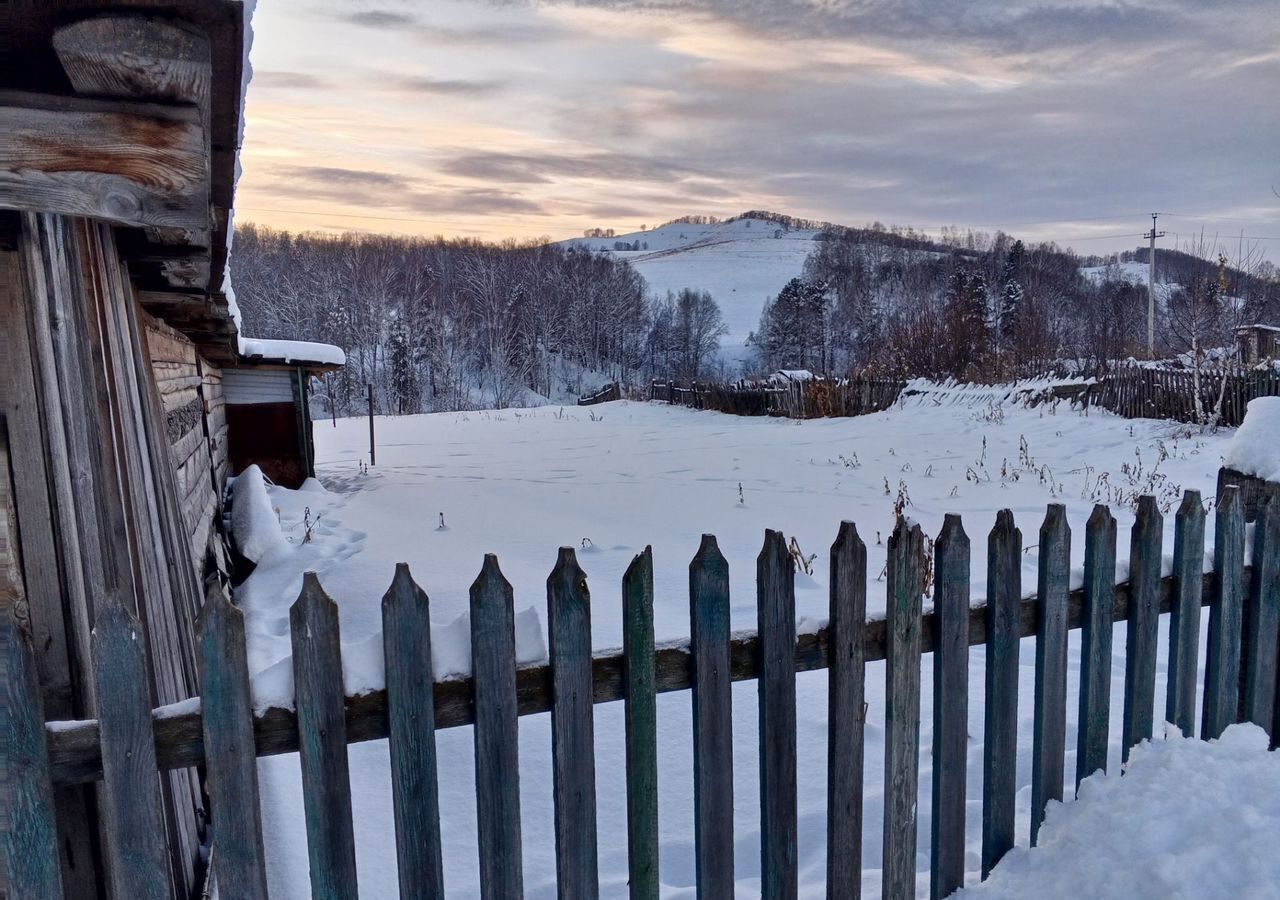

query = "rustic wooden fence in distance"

[
  {"left": 1084, "top": 366, "right": 1280, "bottom": 427},
  {"left": 578, "top": 382, "right": 621, "bottom": 406},
  {"left": 651, "top": 376, "right": 907, "bottom": 419},
  {"left": 8, "top": 481, "right": 1278, "bottom": 899}
]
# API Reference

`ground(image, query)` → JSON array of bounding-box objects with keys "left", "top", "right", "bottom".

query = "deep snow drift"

[
  {"left": 955, "top": 724, "right": 1280, "bottom": 900},
  {"left": 237, "top": 390, "right": 1236, "bottom": 897}
]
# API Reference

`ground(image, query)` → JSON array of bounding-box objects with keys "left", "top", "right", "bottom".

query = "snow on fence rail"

[
  {"left": 651, "top": 375, "right": 908, "bottom": 418},
  {"left": 8, "top": 483, "right": 1280, "bottom": 899},
  {"left": 577, "top": 382, "right": 621, "bottom": 406}
]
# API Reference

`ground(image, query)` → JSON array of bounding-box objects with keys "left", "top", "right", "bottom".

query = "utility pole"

[{"left": 1144, "top": 213, "right": 1166, "bottom": 358}]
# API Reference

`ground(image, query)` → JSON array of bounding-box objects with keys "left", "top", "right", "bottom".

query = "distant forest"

[{"left": 231, "top": 213, "right": 1279, "bottom": 415}]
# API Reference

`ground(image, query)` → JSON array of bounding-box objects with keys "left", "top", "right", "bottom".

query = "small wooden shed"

[
  {"left": 1237, "top": 324, "right": 1280, "bottom": 365},
  {"left": 228, "top": 339, "right": 345, "bottom": 488},
  {"left": 1, "top": 2, "right": 248, "bottom": 895}
]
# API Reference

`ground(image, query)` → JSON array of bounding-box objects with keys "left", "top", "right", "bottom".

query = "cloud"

[
  {"left": 252, "top": 70, "right": 329, "bottom": 90},
  {"left": 440, "top": 150, "right": 706, "bottom": 184},
  {"left": 270, "top": 166, "right": 547, "bottom": 217},
  {"left": 391, "top": 75, "right": 507, "bottom": 96},
  {"left": 338, "top": 8, "right": 567, "bottom": 45}
]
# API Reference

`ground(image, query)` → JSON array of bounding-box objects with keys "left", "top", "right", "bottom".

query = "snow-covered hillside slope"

[{"left": 561, "top": 217, "right": 824, "bottom": 369}]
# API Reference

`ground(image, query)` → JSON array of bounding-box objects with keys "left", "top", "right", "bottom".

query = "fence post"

[
  {"left": 931, "top": 514, "right": 969, "bottom": 897},
  {"left": 1244, "top": 495, "right": 1280, "bottom": 737},
  {"left": 382, "top": 564, "right": 445, "bottom": 899},
  {"left": 827, "top": 522, "right": 866, "bottom": 900},
  {"left": 1077, "top": 505, "right": 1116, "bottom": 788},
  {"left": 1122, "top": 496, "right": 1163, "bottom": 760},
  {"left": 198, "top": 583, "right": 269, "bottom": 900},
  {"left": 690, "top": 535, "right": 734, "bottom": 899},
  {"left": 368, "top": 382, "right": 376, "bottom": 466},
  {"left": 882, "top": 519, "right": 924, "bottom": 899},
  {"left": 93, "top": 597, "right": 173, "bottom": 899},
  {"left": 1204, "top": 487, "right": 1245, "bottom": 739},
  {"left": 548, "top": 547, "right": 600, "bottom": 900},
  {"left": 1, "top": 605, "right": 65, "bottom": 899},
  {"left": 758, "top": 530, "right": 798, "bottom": 900},
  {"left": 1167, "top": 491, "right": 1206, "bottom": 735},
  {"left": 1031, "top": 505, "right": 1069, "bottom": 845},
  {"left": 623, "top": 548, "right": 659, "bottom": 900},
  {"left": 982, "top": 510, "right": 1021, "bottom": 878},
  {"left": 470, "top": 555, "right": 524, "bottom": 899},
  {"left": 291, "top": 573, "right": 360, "bottom": 900}
]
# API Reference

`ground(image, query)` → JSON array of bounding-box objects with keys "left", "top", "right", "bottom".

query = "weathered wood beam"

[
  {"left": 0, "top": 92, "right": 209, "bottom": 231},
  {"left": 53, "top": 16, "right": 212, "bottom": 109}
]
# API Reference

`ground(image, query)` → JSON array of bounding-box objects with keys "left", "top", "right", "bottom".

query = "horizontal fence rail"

[{"left": 11, "top": 481, "right": 1279, "bottom": 900}]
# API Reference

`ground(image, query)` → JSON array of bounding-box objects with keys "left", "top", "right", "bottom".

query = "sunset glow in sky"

[{"left": 236, "top": 0, "right": 1279, "bottom": 255}]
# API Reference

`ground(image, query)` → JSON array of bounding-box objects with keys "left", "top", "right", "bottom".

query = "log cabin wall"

[
  {"left": 141, "top": 311, "right": 227, "bottom": 577},
  {"left": 1, "top": 212, "right": 209, "bottom": 897}
]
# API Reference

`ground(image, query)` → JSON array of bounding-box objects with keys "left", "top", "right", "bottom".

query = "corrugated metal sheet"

[{"left": 223, "top": 367, "right": 293, "bottom": 405}]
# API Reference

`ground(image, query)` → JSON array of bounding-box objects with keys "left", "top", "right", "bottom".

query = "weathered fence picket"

[
  {"left": 548, "top": 547, "right": 600, "bottom": 900},
  {"left": 1243, "top": 496, "right": 1280, "bottom": 736},
  {"left": 758, "top": 530, "right": 799, "bottom": 900},
  {"left": 826, "top": 522, "right": 867, "bottom": 900},
  {"left": 1203, "top": 487, "right": 1245, "bottom": 740},
  {"left": 982, "top": 511, "right": 1021, "bottom": 878},
  {"left": 931, "top": 514, "right": 968, "bottom": 898},
  {"left": 470, "top": 555, "right": 524, "bottom": 899},
  {"left": 1031, "top": 505, "right": 1069, "bottom": 845},
  {"left": 883, "top": 519, "right": 924, "bottom": 899},
  {"left": 3, "top": 604, "right": 65, "bottom": 900},
  {"left": 381, "top": 564, "right": 445, "bottom": 900},
  {"left": 18, "top": 479, "right": 1279, "bottom": 900},
  {"left": 94, "top": 597, "right": 173, "bottom": 900},
  {"left": 1122, "top": 497, "right": 1163, "bottom": 760},
  {"left": 690, "top": 534, "right": 735, "bottom": 899},
  {"left": 1077, "top": 505, "right": 1117, "bottom": 787},
  {"left": 291, "top": 573, "right": 359, "bottom": 900},
  {"left": 198, "top": 584, "right": 269, "bottom": 900},
  {"left": 622, "top": 548, "right": 659, "bottom": 900},
  {"left": 1167, "top": 491, "right": 1206, "bottom": 736}
]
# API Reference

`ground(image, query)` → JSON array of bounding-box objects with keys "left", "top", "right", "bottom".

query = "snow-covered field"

[{"left": 241, "top": 389, "right": 1236, "bottom": 897}]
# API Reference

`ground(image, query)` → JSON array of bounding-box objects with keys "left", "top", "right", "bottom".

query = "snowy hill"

[{"left": 560, "top": 216, "right": 825, "bottom": 369}]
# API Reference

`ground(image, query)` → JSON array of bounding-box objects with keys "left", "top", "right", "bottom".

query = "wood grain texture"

[
  {"left": 197, "top": 583, "right": 268, "bottom": 900},
  {"left": 0, "top": 94, "right": 208, "bottom": 230},
  {"left": 291, "top": 573, "right": 359, "bottom": 900},
  {"left": 93, "top": 597, "right": 172, "bottom": 900},
  {"left": 931, "top": 514, "right": 968, "bottom": 898},
  {"left": 827, "top": 522, "right": 866, "bottom": 900},
  {"left": 883, "top": 519, "right": 924, "bottom": 900},
  {"left": 1167, "top": 491, "right": 1206, "bottom": 736},
  {"left": 1076, "top": 505, "right": 1116, "bottom": 788},
  {"left": 623, "top": 548, "right": 659, "bottom": 900},
  {"left": 1203, "top": 487, "right": 1245, "bottom": 740},
  {"left": 53, "top": 16, "right": 211, "bottom": 108},
  {"left": 757, "top": 530, "right": 798, "bottom": 900},
  {"left": 690, "top": 534, "right": 734, "bottom": 900},
  {"left": 470, "top": 555, "right": 524, "bottom": 899},
  {"left": 982, "top": 511, "right": 1021, "bottom": 879},
  {"left": 548, "top": 547, "right": 600, "bottom": 899},
  {"left": 1122, "top": 497, "right": 1163, "bottom": 761},
  {"left": 1031, "top": 504, "right": 1069, "bottom": 845},
  {"left": 1243, "top": 496, "right": 1280, "bottom": 736},
  {"left": 382, "top": 564, "right": 445, "bottom": 899},
  {"left": 2, "top": 604, "right": 65, "bottom": 899}
]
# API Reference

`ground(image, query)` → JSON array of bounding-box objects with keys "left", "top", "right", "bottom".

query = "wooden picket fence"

[
  {"left": 651, "top": 376, "right": 907, "bottom": 419},
  {"left": 1089, "top": 366, "right": 1280, "bottom": 427},
  {"left": 8, "top": 481, "right": 1280, "bottom": 900},
  {"left": 578, "top": 382, "right": 621, "bottom": 406}
]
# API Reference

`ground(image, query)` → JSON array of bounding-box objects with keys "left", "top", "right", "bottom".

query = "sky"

[{"left": 236, "top": 0, "right": 1280, "bottom": 258}]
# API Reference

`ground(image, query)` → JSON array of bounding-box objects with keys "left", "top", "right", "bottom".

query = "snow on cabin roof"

[
  {"left": 773, "top": 369, "right": 816, "bottom": 381},
  {"left": 1237, "top": 324, "right": 1280, "bottom": 334},
  {"left": 238, "top": 337, "right": 346, "bottom": 369}
]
